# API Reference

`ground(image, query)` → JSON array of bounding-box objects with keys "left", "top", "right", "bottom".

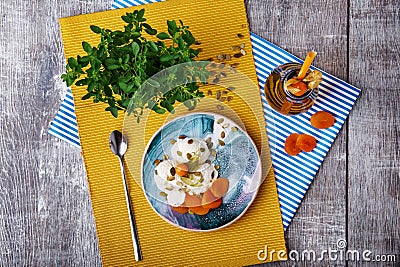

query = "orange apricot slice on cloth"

[
  {"left": 284, "top": 133, "right": 301, "bottom": 156},
  {"left": 210, "top": 178, "right": 229, "bottom": 198},
  {"left": 310, "top": 111, "right": 335, "bottom": 129},
  {"left": 171, "top": 206, "right": 189, "bottom": 214},
  {"left": 295, "top": 134, "right": 317, "bottom": 152}
]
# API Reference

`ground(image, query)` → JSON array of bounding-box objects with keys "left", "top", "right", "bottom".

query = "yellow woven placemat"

[{"left": 59, "top": 0, "right": 286, "bottom": 266}]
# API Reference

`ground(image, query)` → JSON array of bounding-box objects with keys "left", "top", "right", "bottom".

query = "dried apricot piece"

[
  {"left": 310, "top": 111, "right": 335, "bottom": 129},
  {"left": 284, "top": 133, "right": 301, "bottom": 156},
  {"left": 210, "top": 178, "right": 229, "bottom": 198},
  {"left": 202, "top": 189, "right": 222, "bottom": 209},
  {"left": 175, "top": 163, "right": 188, "bottom": 176},
  {"left": 291, "top": 81, "right": 308, "bottom": 96},
  {"left": 190, "top": 206, "right": 210, "bottom": 216},
  {"left": 202, "top": 189, "right": 218, "bottom": 205},
  {"left": 203, "top": 198, "right": 222, "bottom": 210},
  {"left": 184, "top": 193, "right": 202, "bottom": 208},
  {"left": 295, "top": 134, "right": 317, "bottom": 152},
  {"left": 171, "top": 206, "right": 188, "bottom": 214}
]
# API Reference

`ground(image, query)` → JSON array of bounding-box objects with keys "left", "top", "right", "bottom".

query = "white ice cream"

[
  {"left": 154, "top": 159, "right": 175, "bottom": 180},
  {"left": 170, "top": 136, "right": 210, "bottom": 164},
  {"left": 181, "top": 163, "right": 218, "bottom": 195},
  {"left": 154, "top": 136, "right": 219, "bottom": 206}
]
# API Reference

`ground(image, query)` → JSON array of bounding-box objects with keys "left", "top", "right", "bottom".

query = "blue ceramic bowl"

[{"left": 141, "top": 112, "right": 261, "bottom": 231}]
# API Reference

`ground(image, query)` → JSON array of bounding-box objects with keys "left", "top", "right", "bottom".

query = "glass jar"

[{"left": 264, "top": 62, "right": 319, "bottom": 116}]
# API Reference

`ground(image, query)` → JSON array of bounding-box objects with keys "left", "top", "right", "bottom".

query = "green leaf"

[
  {"left": 110, "top": 106, "right": 119, "bottom": 118},
  {"left": 148, "top": 41, "right": 158, "bottom": 52},
  {"left": 87, "top": 81, "right": 96, "bottom": 92},
  {"left": 75, "top": 78, "right": 89, "bottom": 86},
  {"left": 123, "top": 54, "right": 130, "bottom": 64},
  {"left": 178, "top": 36, "right": 185, "bottom": 49},
  {"left": 131, "top": 42, "right": 140, "bottom": 56},
  {"left": 104, "top": 58, "right": 118, "bottom": 66},
  {"left": 183, "top": 100, "right": 194, "bottom": 110},
  {"left": 157, "top": 32, "right": 171, "bottom": 40},
  {"left": 65, "top": 76, "right": 73, "bottom": 87},
  {"left": 148, "top": 100, "right": 166, "bottom": 114},
  {"left": 98, "top": 46, "right": 106, "bottom": 58},
  {"left": 160, "top": 54, "right": 173, "bottom": 62},
  {"left": 126, "top": 83, "right": 135, "bottom": 93},
  {"left": 122, "top": 99, "right": 131, "bottom": 108},
  {"left": 82, "top": 42, "right": 93, "bottom": 53},
  {"left": 121, "top": 15, "right": 131, "bottom": 23},
  {"left": 82, "top": 92, "right": 94, "bottom": 100},
  {"left": 119, "top": 81, "right": 128, "bottom": 91},
  {"left": 145, "top": 28, "right": 157, "bottom": 35},
  {"left": 107, "top": 65, "right": 120, "bottom": 70},
  {"left": 142, "top": 23, "right": 152, "bottom": 30},
  {"left": 68, "top": 57, "right": 78, "bottom": 68},
  {"left": 90, "top": 25, "right": 102, "bottom": 34},
  {"left": 154, "top": 107, "right": 166, "bottom": 114},
  {"left": 146, "top": 78, "right": 160, "bottom": 88},
  {"left": 137, "top": 9, "right": 145, "bottom": 19},
  {"left": 132, "top": 77, "right": 140, "bottom": 88},
  {"left": 131, "top": 32, "right": 141, "bottom": 38},
  {"left": 104, "top": 86, "right": 113, "bottom": 97},
  {"left": 121, "top": 73, "right": 132, "bottom": 83},
  {"left": 182, "top": 31, "right": 195, "bottom": 46},
  {"left": 161, "top": 99, "right": 175, "bottom": 113},
  {"left": 167, "top": 20, "right": 178, "bottom": 35}
]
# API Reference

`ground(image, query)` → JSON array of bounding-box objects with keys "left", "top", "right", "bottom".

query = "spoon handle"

[{"left": 119, "top": 156, "right": 143, "bottom": 261}]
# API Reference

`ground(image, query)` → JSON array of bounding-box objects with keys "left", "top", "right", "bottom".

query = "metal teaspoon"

[{"left": 109, "top": 130, "right": 143, "bottom": 261}]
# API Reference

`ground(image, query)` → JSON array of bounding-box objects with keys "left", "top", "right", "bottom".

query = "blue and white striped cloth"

[{"left": 49, "top": 0, "right": 361, "bottom": 230}]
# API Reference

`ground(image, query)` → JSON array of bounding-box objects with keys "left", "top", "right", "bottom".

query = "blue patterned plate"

[{"left": 141, "top": 112, "right": 261, "bottom": 231}]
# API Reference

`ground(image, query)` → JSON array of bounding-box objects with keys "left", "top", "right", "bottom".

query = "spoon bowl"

[{"left": 109, "top": 130, "right": 128, "bottom": 157}]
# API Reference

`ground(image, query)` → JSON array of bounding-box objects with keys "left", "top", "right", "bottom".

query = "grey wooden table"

[{"left": 0, "top": 0, "right": 399, "bottom": 266}]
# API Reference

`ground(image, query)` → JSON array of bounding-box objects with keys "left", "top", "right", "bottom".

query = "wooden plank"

[
  {"left": 0, "top": 0, "right": 111, "bottom": 266},
  {"left": 245, "top": 0, "right": 348, "bottom": 266},
  {"left": 348, "top": 1, "right": 400, "bottom": 266}
]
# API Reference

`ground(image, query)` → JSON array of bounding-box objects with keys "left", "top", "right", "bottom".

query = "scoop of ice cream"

[
  {"left": 154, "top": 160, "right": 175, "bottom": 180},
  {"left": 166, "top": 189, "right": 186, "bottom": 206},
  {"left": 154, "top": 160, "right": 179, "bottom": 193},
  {"left": 171, "top": 136, "right": 210, "bottom": 164}
]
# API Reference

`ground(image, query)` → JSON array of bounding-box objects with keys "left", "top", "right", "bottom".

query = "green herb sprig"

[{"left": 61, "top": 9, "right": 209, "bottom": 118}]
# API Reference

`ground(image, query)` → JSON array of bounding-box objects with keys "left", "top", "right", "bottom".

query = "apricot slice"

[
  {"left": 284, "top": 133, "right": 301, "bottom": 156},
  {"left": 189, "top": 206, "right": 210, "bottom": 215},
  {"left": 291, "top": 81, "right": 308, "bottom": 96},
  {"left": 202, "top": 189, "right": 222, "bottom": 209},
  {"left": 171, "top": 206, "right": 188, "bottom": 214},
  {"left": 202, "top": 189, "right": 218, "bottom": 205},
  {"left": 203, "top": 197, "right": 222, "bottom": 210},
  {"left": 184, "top": 193, "right": 201, "bottom": 208},
  {"left": 210, "top": 178, "right": 229, "bottom": 198},
  {"left": 295, "top": 134, "right": 317, "bottom": 152},
  {"left": 175, "top": 163, "right": 188, "bottom": 176},
  {"left": 310, "top": 111, "right": 335, "bottom": 129}
]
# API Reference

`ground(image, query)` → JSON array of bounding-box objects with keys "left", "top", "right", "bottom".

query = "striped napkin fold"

[{"left": 49, "top": 0, "right": 361, "bottom": 231}]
